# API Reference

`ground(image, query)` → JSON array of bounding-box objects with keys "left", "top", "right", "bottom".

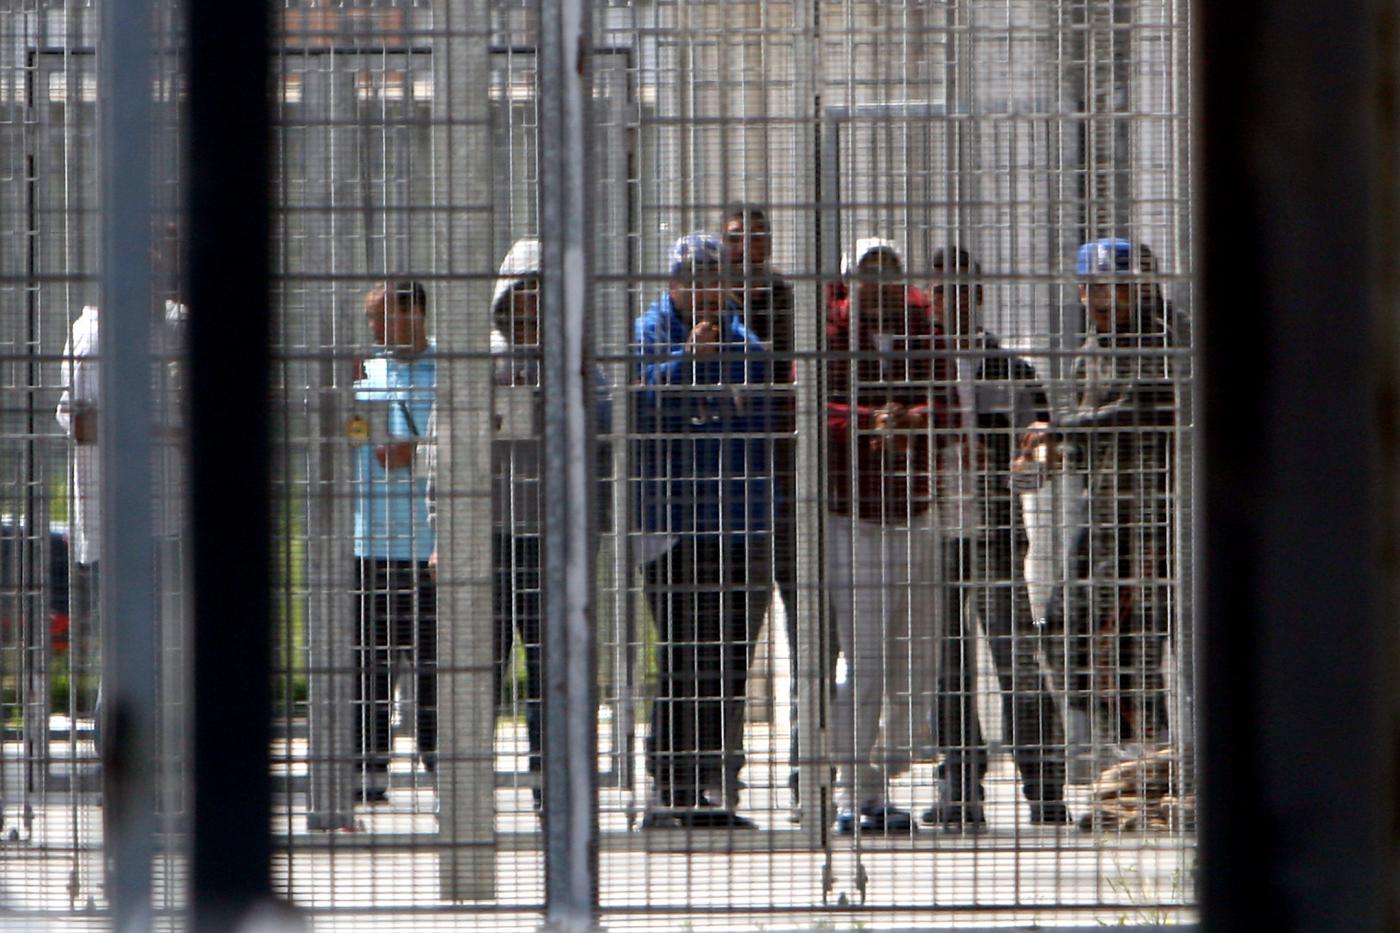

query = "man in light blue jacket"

[{"left": 353, "top": 280, "right": 436, "bottom": 803}]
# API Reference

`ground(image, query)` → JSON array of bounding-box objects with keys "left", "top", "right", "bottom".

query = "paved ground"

[{"left": 0, "top": 717, "right": 1196, "bottom": 931}]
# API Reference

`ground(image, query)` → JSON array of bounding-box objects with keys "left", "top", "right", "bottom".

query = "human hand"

[
  {"left": 686, "top": 319, "right": 722, "bottom": 354},
  {"left": 872, "top": 403, "right": 912, "bottom": 454},
  {"left": 872, "top": 402, "right": 905, "bottom": 433},
  {"left": 1015, "top": 423, "right": 1061, "bottom": 475},
  {"left": 1020, "top": 420, "right": 1053, "bottom": 451}
]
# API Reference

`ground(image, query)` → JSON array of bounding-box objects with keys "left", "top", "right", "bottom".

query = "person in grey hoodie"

[{"left": 425, "top": 238, "right": 611, "bottom": 812}]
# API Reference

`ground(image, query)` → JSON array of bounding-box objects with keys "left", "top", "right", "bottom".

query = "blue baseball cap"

[
  {"left": 1076, "top": 238, "right": 1134, "bottom": 276},
  {"left": 669, "top": 232, "right": 726, "bottom": 279}
]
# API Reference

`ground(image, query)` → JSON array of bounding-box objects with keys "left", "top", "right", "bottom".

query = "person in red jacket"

[{"left": 825, "top": 238, "right": 952, "bottom": 834}]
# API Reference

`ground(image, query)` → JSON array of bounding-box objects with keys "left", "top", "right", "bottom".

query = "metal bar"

[
  {"left": 538, "top": 0, "right": 599, "bottom": 924},
  {"left": 186, "top": 0, "right": 273, "bottom": 927},
  {"left": 98, "top": 0, "right": 156, "bottom": 927},
  {"left": 431, "top": 0, "right": 497, "bottom": 903},
  {"left": 1198, "top": 0, "right": 1391, "bottom": 928}
]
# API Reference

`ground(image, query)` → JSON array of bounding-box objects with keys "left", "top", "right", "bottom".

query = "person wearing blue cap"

[
  {"left": 1020, "top": 238, "right": 1182, "bottom": 788},
  {"left": 632, "top": 232, "right": 779, "bottom": 830}
]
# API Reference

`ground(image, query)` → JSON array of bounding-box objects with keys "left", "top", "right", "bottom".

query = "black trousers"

[
  {"left": 354, "top": 558, "right": 437, "bottom": 774},
  {"left": 75, "top": 561, "right": 101, "bottom": 754},
  {"left": 493, "top": 533, "right": 543, "bottom": 775},
  {"left": 643, "top": 537, "right": 772, "bottom": 808},
  {"left": 936, "top": 533, "right": 1065, "bottom": 803},
  {"left": 1044, "top": 525, "right": 1171, "bottom": 744}
]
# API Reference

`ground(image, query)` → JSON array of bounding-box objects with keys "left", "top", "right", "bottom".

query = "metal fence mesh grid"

[{"left": 0, "top": 0, "right": 1194, "bottom": 928}]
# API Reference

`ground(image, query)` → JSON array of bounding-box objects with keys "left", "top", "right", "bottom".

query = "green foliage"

[{"left": 1100, "top": 854, "right": 1197, "bottom": 927}]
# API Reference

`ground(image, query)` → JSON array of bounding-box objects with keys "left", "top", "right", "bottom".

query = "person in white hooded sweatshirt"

[{"left": 425, "top": 238, "right": 610, "bottom": 814}]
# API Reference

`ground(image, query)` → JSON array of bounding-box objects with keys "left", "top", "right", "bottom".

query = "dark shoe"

[
  {"left": 1030, "top": 801, "right": 1072, "bottom": 825},
  {"left": 679, "top": 807, "right": 755, "bottom": 830},
  {"left": 928, "top": 802, "right": 987, "bottom": 834},
  {"left": 642, "top": 807, "right": 755, "bottom": 830},
  {"left": 837, "top": 802, "right": 913, "bottom": 835},
  {"left": 860, "top": 804, "right": 913, "bottom": 834},
  {"left": 921, "top": 782, "right": 987, "bottom": 830},
  {"left": 641, "top": 809, "right": 682, "bottom": 830},
  {"left": 355, "top": 765, "right": 390, "bottom": 804}
]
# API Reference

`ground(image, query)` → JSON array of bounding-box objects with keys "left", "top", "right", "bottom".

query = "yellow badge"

[{"left": 346, "top": 414, "right": 370, "bottom": 445}]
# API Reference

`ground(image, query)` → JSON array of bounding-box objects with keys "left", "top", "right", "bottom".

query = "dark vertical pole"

[
  {"left": 100, "top": 1, "right": 156, "bottom": 928},
  {"left": 186, "top": 0, "right": 272, "bottom": 928},
  {"left": 538, "top": 0, "right": 600, "bottom": 923},
  {"left": 1198, "top": 0, "right": 1393, "bottom": 929}
]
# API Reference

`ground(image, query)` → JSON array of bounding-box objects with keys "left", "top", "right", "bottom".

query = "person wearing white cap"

[{"left": 824, "top": 238, "right": 950, "bottom": 834}]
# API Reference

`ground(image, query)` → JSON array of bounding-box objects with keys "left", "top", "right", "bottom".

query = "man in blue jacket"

[{"left": 633, "top": 233, "right": 778, "bottom": 830}]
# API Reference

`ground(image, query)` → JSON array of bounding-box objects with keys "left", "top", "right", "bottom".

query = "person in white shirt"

[
  {"left": 56, "top": 305, "right": 102, "bottom": 745},
  {"left": 56, "top": 306, "right": 101, "bottom": 564}
]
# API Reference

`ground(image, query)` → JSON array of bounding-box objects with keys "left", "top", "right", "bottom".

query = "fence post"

[
  {"left": 186, "top": 0, "right": 273, "bottom": 928},
  {"left": 1199, "top": 0, "right": 1393, "bottom": 927},
  {"left": 539, "top": 0, "right": 600, "bottom": 924},
  {"left": 99, "top": 0, "right": 157, "bottom": 927}
]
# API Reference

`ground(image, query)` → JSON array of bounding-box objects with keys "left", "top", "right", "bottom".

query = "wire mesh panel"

[
  {"left": 592, "top": 0, "right": 1195, "bottom": 927},
  {"left": 2, "top": 0, "right": 1195, "bottom": 928},
  {"left": 0, "top": 2, "right": 191, "bottom": 926},
  {"left": 0, "top": 11, "right": 98, "bottom": 917}
]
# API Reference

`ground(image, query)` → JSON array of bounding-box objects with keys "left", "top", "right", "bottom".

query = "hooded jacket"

[{"left": 489, "top": 238, "right": 611, "bottom": 534}]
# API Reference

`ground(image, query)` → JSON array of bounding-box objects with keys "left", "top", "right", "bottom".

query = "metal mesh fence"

[{"left": 0, "top": 0, "right": 1194, "bottom": 928}]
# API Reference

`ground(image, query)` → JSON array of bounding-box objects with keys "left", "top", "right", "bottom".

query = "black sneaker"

[
  {"left": 679, "top": 808, "right": 756, "bottom": 830},
  {"left": 924, "top": 801, "right": 987, "bottom": 834},
  {"left": 640, "top": 807, "right": 756, "bottom": 830},
  {"left": 640, "top": 809, "right": 682, "bottom": 830},
  {"left": 837, "top": 803, "right": 913, "bottom": 835}
]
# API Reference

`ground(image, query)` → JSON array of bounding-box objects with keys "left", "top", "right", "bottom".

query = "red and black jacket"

[{"left": 825, "top": 285, "right": 953, "bottom": 524}]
